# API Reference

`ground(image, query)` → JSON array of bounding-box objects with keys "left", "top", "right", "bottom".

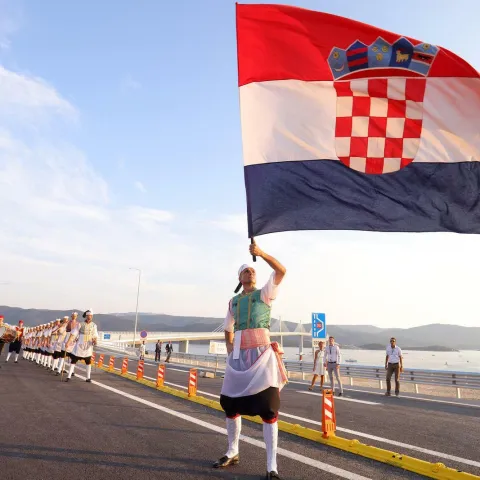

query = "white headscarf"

[{"left": 238, "top": 264, "right": 254, "bottom": 279}]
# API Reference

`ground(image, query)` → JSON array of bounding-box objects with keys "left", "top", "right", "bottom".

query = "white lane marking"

[
  {"left": 280, "top": 411, "right": 480, "bottom": 469},
  {"left": 343, "top": 387, "right": 480, "bottom": 408},
  {"left": 74, "top": 372, "right": 371, "bottom": 480},
  {"left": 287, "top": 381, "right": 480, "bottom": 409},
  {"left": 103, "top": 367, "right": 480, "bottom": 468},
  {"left": 297, "top": 391, "right": 381, "bottom": 406}
]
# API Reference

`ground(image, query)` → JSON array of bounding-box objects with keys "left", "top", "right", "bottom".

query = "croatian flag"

[{"left": 236, "top": 4, "right": 480, "bottom": 237}]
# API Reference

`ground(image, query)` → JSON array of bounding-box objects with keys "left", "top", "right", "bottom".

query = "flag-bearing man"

[{"left": 214, "top": 241, "right": 287, "bottom": 480}]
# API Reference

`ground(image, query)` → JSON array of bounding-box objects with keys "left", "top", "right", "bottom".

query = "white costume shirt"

[
  {"left": 55, "top": 325, "right": 68, "bottom": 352},
  {"left": 65, "top": 323, "right": 80, "bottom": 353},
  {"left": 72, "top": 321, "right": 98, "bottom": 358}
]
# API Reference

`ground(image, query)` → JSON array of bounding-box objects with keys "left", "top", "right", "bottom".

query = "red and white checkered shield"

[{"left": 334, "top": 77, "right": 426, "bottom": 174}]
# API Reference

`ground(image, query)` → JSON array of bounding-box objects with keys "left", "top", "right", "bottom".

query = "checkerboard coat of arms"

[{"left": 328, "top": 36, "right": 439, "bottom": 174}]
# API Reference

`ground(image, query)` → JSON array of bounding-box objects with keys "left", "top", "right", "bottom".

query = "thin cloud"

[
  {"left": 120, "top": 74, "right": 142, "bottom": 92},
  {"left": 134, "top": 180, "right": 146, "bottom": 193},
  {"left": 0, "top": 66, "right": 77, "bottom": 120}
]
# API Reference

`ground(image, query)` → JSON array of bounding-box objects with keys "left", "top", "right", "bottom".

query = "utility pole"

[{"left": 129, "top": 268, "right": 141, "bottom": 348}]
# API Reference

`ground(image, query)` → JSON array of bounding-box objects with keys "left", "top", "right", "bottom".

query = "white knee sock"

[
  {"left": 86, "top": 364, "right": 92, "bottom": 379},
  {"left": 14, "top": 353, "right": 19, "bottom": 362},
  {"left": 6, "top": 352, "right": 11, "bottom": 362},
  {"left": 225, "top": 416, "right": 241, "bottom": 457},
  {"left": 263, "top": 421, "right": 278, "bottom": 473},
  {"left": 67, "top": 363, "right": 75, "bottom": 379}
]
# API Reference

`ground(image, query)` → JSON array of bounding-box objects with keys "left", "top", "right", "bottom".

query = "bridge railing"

[
  {"left": 97, "top": 345, "right": 480, "bottom": 398},
  {"left": 171, "top": 352, "right": 480, "bottom": 398},
  {"left": 282, "top": 361, "right": 480, "bottom": 397}
]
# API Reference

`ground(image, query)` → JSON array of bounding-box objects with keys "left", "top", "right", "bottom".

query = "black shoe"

[
  {"left": 86, "top": 378, "right": 92, "bottom": 383},
  {"left": 212, "top": 454, "right": 239, "bottom": 468},
  {"left": 266, "top": 472, "right": 281, "bottom": 479}
]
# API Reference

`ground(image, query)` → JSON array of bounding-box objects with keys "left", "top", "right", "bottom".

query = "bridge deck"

[{"left": 1, "top": 350, "right": 479, "bottom": 479}]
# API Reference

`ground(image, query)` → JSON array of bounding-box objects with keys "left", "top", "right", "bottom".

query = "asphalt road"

[
  {"left": 0, "top": 351, "right": 431, "bottom": 480},
  {"left": 98, "top": 351, "right": 480, "bottom": 477}
]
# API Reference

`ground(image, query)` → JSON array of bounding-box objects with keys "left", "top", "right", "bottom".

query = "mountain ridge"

[{"left": 0, "top": 306, "right": 478, "bottom": 349}]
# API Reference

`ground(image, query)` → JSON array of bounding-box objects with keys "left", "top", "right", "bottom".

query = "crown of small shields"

[{"left": 328, "top": 36, "right": 439, "bottom": 80}]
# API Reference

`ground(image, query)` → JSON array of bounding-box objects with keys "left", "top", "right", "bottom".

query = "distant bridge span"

[{"left": 98, "top": 330, "right": 310, "bottom": 353}]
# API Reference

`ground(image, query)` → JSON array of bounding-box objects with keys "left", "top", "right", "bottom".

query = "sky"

[{"left": 0, "top": 0, "right": 479, "bottom": 329}]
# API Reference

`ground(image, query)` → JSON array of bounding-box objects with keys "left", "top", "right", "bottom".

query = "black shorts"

[
  {"left": 70, "top": 354, "right": 92, "bottom": 365},
  {"left": 220, "top": 387, "right": 280, "bottom": 422},
  {"left": 8, "top": 341, "right": 22, "bottom": 354}
]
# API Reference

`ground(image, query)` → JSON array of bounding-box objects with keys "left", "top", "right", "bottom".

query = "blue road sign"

[{"left": 311, "top": 313, "right": 326, "bottom": 338}]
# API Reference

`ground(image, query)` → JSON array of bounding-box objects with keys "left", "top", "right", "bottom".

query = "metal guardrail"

[
  {"left": 98, "top": 344, "right": 480, "bottom": 398},
  {"left": 283, "top": 361, "right": 480, "bottom": 395}
]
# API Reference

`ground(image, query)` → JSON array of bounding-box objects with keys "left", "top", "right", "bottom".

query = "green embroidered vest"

[{"left": 231, "top": 289, "right": 271, "bottom": 332}]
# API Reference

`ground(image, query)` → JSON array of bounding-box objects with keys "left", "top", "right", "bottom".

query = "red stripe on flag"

[
  {"left": 348, "top": 57, "right": 368, "bottom": 67},
  {"left": 347, "top": 47, "right": 368, "bottom": 56},
  {"left": 236, "top": 4, "right": 478, "bottom": 86}
]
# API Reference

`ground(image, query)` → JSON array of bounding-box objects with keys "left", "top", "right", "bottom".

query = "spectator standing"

[
  {"left": 385, "top": 337, "right": 403, "bottom": 396},
  {"left": 323, "top": 336, "right": 343, "bottom": 396},
  {"left": 165, "top": 341, "right": 173, "bottom": 362},
  {"left": 155, "top": 340, "right": 162, "bottom": 362},
  {"left": 309, "top": 340, "right": 326, "bottom": 391}
]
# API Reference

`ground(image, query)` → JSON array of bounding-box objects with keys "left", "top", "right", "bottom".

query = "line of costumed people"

[{"left": 11, "top": 309, "right": 98, "bottom": 382}]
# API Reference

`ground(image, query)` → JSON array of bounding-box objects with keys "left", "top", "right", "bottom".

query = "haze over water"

[{"left": 147, "top": 342, "right": 480, "bottom": 373}]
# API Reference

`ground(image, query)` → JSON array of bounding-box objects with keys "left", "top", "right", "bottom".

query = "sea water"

[{"left": 145, "top": 342, "right": 480, "bottom": 373}]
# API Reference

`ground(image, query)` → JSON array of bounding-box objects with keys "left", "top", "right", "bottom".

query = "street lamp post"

[{"left": 129, "top": 268, "right": 141, "bottom": 348}]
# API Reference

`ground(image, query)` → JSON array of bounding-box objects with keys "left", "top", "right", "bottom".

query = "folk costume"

[
  {"left": 0, "top": 315, "right": 6, "bottom": 361},
  {"left": 6, "top": 321, "right": 24, "bottom": 363},
  {"left": 66, "top": 310, "right": 98, "bottom": 382},
  {"left": 53, "top": 317, "right": 70, "bottom": 375},
  {"left": 216, "top": 264, "right": 287, "bottom": 479}
]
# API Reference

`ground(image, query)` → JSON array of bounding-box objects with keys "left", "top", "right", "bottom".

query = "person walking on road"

[
  {"left": 214, "top": 240, "right": 287, "bottom": 480},
  {"left": 309, "top": 340, "right": 326, "bottom": 391},
  {"left": 155, "top": 340, "right": 162, "bottom": 362},
  {"left": 385, "top": 337, "right": 403, "bottom": 396},
  {"left": 0, "top": 315, "right": 6, "bottom": 365},
  {"left": 65, "top": 309, "right": 98, "bottom": 383},
  {"left": 5, "top": 320, "right": 25, "bottom": 364},
  {"left": 324, "top": 336, "right": 343, "bottom": 396},
  {"left": 165, "top": 341, "right": 173, "bottom": 362}
]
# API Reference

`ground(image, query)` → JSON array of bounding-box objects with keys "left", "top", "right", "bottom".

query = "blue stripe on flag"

[{"left": 244, "top": 160, "right": 480, "bottom": 236}]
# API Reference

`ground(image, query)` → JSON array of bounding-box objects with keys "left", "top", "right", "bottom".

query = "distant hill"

[{"left": 1, "top": 306, "right": 478, "bottom": 350}]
